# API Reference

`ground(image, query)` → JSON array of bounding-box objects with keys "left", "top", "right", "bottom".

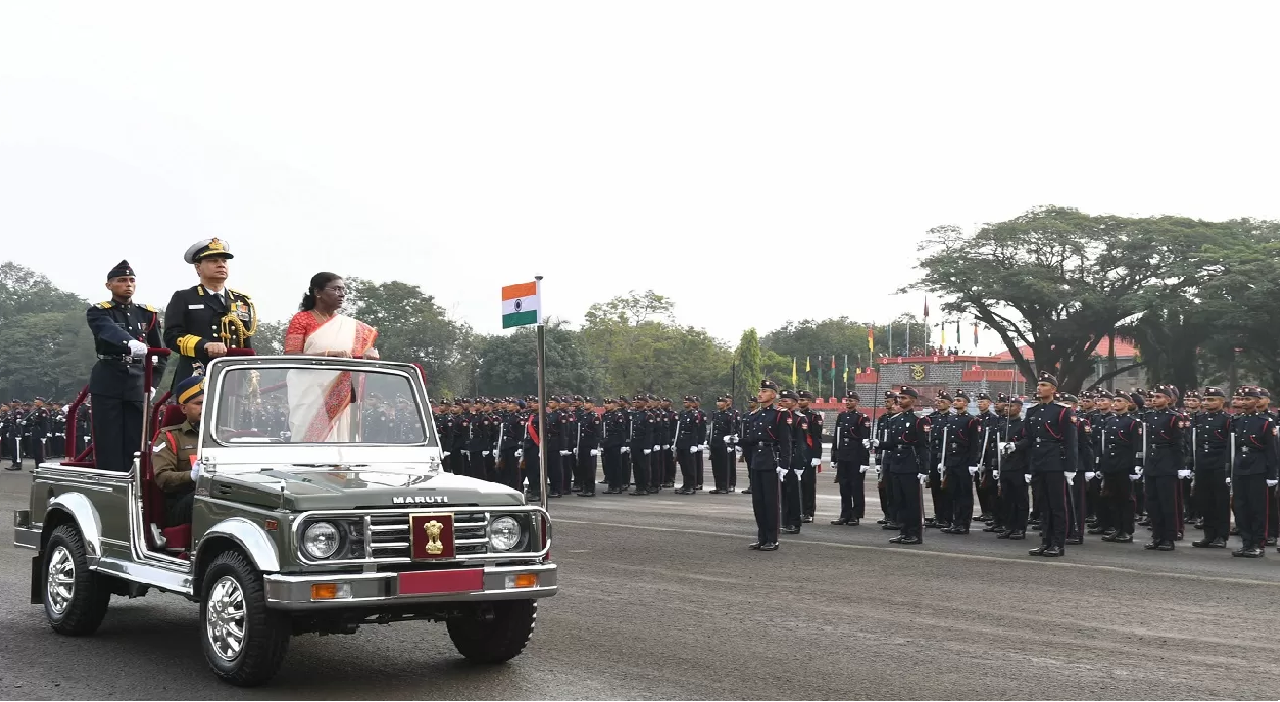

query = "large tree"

[
  {"left": 730, "top": 328, "right": 762, "bottom": 408},
  {"left": 474, "top": 321, "right": 604, "bottom": 399},
  {"left": 911, "top": 206, "right": 1227, "bottom": 392}
]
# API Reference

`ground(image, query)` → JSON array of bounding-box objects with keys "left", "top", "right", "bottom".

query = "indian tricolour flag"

[{"left": 501, "top": 280, "right": 541, "bottom": 329}]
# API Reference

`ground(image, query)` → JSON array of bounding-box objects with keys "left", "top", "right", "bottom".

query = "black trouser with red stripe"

[
  {"left": 1195, "top": 468, "right": 1230, "bottom": 542},
  {"left": 750, "top": 445, "right": 780, "bottom": 544},
  {"left": 1032, "top": 471, "right": 1067, "bottom": 549},
  {"left": 1145, "top": 474, "right": 1179, "bottom": 545},
  {"left": 1000, "top": 472, "right": 1028, "bottom": 533},
  {"left": 1103, "top": 472, "right": 1135, "bottom": 536},
  {"left": 1233, "top": 473, "right": 1267, "bottom": 549}
]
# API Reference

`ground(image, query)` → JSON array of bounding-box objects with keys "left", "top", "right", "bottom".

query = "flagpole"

[{"left": 534, "top": 275, "right": 548, "bottom": 511}]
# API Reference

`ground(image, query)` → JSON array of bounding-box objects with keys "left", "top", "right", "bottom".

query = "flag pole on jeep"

[{"left": 503, "top": 277, "right": 546, "bottom": 509}]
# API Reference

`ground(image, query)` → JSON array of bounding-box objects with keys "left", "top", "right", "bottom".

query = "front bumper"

[
  {"left": 263, "top": 562, "right": 557, "bottom": 611},
  {"left": 13, "top": 511, "right": 39, "bottom": 550}
]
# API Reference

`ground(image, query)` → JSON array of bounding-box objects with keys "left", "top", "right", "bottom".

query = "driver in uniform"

[
  {"left": 152, "top": 376, "right": 205, "bottom": 526},
  {"left": 164, "top": 238, "right": 256, "bottom": 390}
]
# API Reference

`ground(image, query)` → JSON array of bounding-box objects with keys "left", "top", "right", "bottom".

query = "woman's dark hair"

[{"left": 300, "top": 272, "right": 342, "bottom": 311}]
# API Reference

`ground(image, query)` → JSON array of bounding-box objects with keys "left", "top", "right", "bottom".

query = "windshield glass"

[{"left": 211, "top": 366, "right": 431, "bottom": 445}]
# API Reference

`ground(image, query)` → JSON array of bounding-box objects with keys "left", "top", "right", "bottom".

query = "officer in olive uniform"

[
  {"left": 87, "top": 260, "right": 168, "bottom": 473},
  {"left": 743, "top": 380, "right": 792, "bottom": 551},
  {"left": 152, "top": 376, "right": 205, "bottom": 526},
  {"left": 831, "top": 391, "right": 871, "bottom": 525},
  {"left": 164, "top": 239, "right": 255, "bottom": 390}
]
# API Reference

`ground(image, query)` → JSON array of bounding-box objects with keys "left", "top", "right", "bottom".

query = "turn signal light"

[
  {"left": 505, "top": 573, "right": 538, "bottom": 589},
  {"left": 311, "top": 583, "right": 352, "bottom": 600}
]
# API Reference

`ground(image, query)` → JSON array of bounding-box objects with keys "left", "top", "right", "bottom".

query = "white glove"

[
  {"left": 590, "top": 449, "right": 600, "bottom": 457},
  {"left": 462, "top": 450, "right": 471, "bottom": 456},
  {"left": 859, "top": 465, "right": 868, "bottom": 474},
  {"left": 559, "top": 450, "right": 571, "bottom": 456},
  {"left": 1001, "top": 442, "right": 1016, "bottom": 455},
  {"left": 936, "top": 463, "right": 944, "bottom": 472},
  {"left": 1024, "top": 474, "right": 1032, "bottom": 484},
  {"left": 620, "top": 446, "right": 630, "bottom": 454},
  {"left": 862, "top": 439, "right": 871, "bottom": 449},
  {"left": 190, "top": 461, "right": 202, "bottom": 481},
  {"left": 127, "top": 339, "right": 147, "bottom": 358},
  {"left": 1128, "top": 473, "right": 1140, "bottom": 482},
  {"left": 1064, "top": 472, "right": 1075, "bottom": 486},
  {"left": 1269, "top": 480, "right": 1279, "bottom": 488},
  {"left": 968, "top": 465, "right": 980, "bottom": 476},
  {"left": 1225, "top": 476, "right": 1231, "bottom": 485},
  {"left": 148, "top": 386, "right": 158, "bottom": 402},
  {"left": 993, "top": 470, "right": 1000, "bottom": 480},
  {"left": 654, "top": 445, "right": 661, "bottom": 453},
  {"left": 1177, "top": 469, "right": 1191, "bottom": 479},
  {"left": 689, "top": 445, "right": 700, "bottom": 454},
  {"left": 776, "top": 467, "right": 787, "bottom": 482},
  {"left": 643, "top": 449, "right": 651, "bottom": 455},
  {"left": 811, "top": 458, "right": 821, "bottom": 467},
  {"left": 662, "top": 445, "right": 670, "bottom": 450},
  {"left": 875, "top": 467, "right": 882, "bottom": 480},
  {"left": 442, "top": 451, "right": 451, "bottom": 458},
  {"left": 701, "top": 444, "right": 709, "bottom": 451},
  {"left": 793, "top": 468, "right": 803, "bottom": 479},
  {"left": 1085, "top": 471, "right": 1096, "bottom": 481},
  {"left": 917, "top": 473, "right": 928, "bottom": 485},
  {"left": 1133, "top": 467, "right": 1143, "bottom": 479},
  {"left": 482, "top": 450, "right": 491, "bottom": 457},
  {"left": 514, "top": 449, "right": 523, "bottom": 458}
]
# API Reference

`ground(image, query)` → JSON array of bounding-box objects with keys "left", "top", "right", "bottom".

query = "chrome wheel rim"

[
  {"left": 47, "top": 546, "right": 75, "bottom": 615},
  {"left": 205, "top": 575, "right": 247, "bottom": 661}
]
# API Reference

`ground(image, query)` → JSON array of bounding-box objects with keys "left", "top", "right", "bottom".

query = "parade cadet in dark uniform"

[
  {"left": 1057, "top": 393, "right": 1093, "bottom": 545},
  {"left": 466, "top": 401, "right": 492, "bottom": 481},
  {"left": 692, "top": 396, "right": 709, "bottom": 490},
  {"left": 152, "top": 376, "right": 204, "bottom": 526},
  {"left": 1229, "top": 387, "right": 1278, "bottom": 558},
  {"left": 674, "top": 396, "right": 705, "bottom": 495},
  {"left": 883, "top": 386, "right": 932, "bottom": 545},
  {"left": 497, "top": 399, "right": 523, "bottom": 492},
  {"left": 1141, "top": 385, "right": 1187, "bottom": 551},
  {"left": 995, "top": 397, "right": 1028, "bottom": 540},
  {"left": 575, "top": 397, "right": 601, "bottom": 497},
  {"left": 626, "top": 394, "right": 655, "bottom": 497},
  {"left": 1085, "top": 390, "right": 1114, "bottom": 533},
  {"left": 831, "top": 391, "right": 871, "bottom": 525},
  {"left": 940, "top": 390, "right": 981, "bottom": 534},
  {"left": 875, "top": 391, "right": 899, "bottom": 529},
  {"left": 87, "top": 260, "right": 168, "bottom": 473},
  {"left": 1190, "top": 387, "right": 1232, "bottom": 548},
  {"left": 776, "top": 391, "right": 805, "bottom": 533},
  {"left": 709, "top": 395, "right": 741, "bottom": 494},
  {"left": 164, "top": 239, "right": 255, "bottom": 391},
  {"left": 926, "top": 391, "right": 954, "bottom": 530},
  {"left": 1006, "top": 372, "right": 1078, "bottom": 557},
  {"left": 1097, "top": 392, "right": 1141, "bottom": 543},
  {"left": 744, "top": 380, "right": 792, "bottom": 551},
  {"left": 795, "top": 390, "right": 824, "bottom": 523},
  {"left": 974, "top": 392, "right": 1000, "bottom": 524},
  {"left": 600, "top": 398, "right": 626, "bottom": 494},
  {"left": 652, "top": 397, "right": 674, "bottom": 489},
  {"left": 26, "top": 399, "right": 51, "bottom": 467},
  {"left": 1255, "top": 389, "right": 1279, "bottom": 547}
]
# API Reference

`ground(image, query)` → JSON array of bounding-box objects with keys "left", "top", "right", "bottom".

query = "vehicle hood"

[{"left": 207, "top": 465, "right": 526, "bottom": 511}]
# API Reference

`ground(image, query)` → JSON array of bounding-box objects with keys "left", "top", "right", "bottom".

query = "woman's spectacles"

[{"left": 323, "top": 286, "right": 347, "bottom": 294}]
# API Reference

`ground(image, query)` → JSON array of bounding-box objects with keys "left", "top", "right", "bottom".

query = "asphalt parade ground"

[{"left": 3, "top": 464, "right": 1280, "bottom": 700}]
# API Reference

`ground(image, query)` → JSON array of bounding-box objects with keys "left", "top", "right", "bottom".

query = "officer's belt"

[{"left": 97, "top": 354, "right": 138, "bottom": 364}]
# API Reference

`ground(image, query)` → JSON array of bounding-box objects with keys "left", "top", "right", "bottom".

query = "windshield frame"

[{"left": 204, "top": 359, "right": 437, "bottom": 450}]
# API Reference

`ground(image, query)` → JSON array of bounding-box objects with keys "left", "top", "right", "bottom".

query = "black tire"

[
  {"left": 200, "top": 550, "right": 290, "bottom": 687},
  {"left": 446, "top": 599, "right": 538, "bottom": 663},
  {"left": 43, "top": 523, "right": 111, "bottom": 635}
]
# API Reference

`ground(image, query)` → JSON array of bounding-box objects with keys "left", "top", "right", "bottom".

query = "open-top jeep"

[{"left": 12, "top": 351, "right": 556, "bottom": 686}]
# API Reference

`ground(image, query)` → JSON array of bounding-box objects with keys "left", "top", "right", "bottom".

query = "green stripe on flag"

[{"left": 502, "top": 310, "right": 539, "bottom": 328}]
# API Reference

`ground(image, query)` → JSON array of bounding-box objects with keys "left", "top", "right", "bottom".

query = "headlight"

[
  {"left": 487, "top": 516, "right": 524, "bottom": 552},
  {"left": 302, "top": 522, "right": 341, "bottom": 559}
]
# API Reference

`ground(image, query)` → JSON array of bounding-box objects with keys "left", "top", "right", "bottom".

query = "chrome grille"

[{"left": 366, "top": 511, "right": 490, "bottom": 560}]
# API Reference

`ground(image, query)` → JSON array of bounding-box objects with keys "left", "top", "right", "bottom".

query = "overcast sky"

[{"left": 2, "top": 2, "right": 1278, "bottom": 355}]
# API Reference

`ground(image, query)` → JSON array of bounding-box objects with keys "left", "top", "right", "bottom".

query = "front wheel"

[
  {"left": 200, "top": 550, "right": 290, "bottom": 687},
  {"left": 44, "top": 524, "right": 111, "bottom": 635},
  {"left": 446, "top": 599, "right": 538, "bottom": 663}
]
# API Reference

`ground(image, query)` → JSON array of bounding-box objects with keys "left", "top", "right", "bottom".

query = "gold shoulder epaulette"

[
  {"left": 96, "top": 301, "right": 114, "bottom": 309},
  {"left": 228, "top": 288, "right": 252, "bottom": 299},
  {"left": 140, "top": 303, "right": 157, "bottom": 313}
]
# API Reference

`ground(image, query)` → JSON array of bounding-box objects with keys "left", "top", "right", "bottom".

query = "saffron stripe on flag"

[
  {"left": 502, "top": 282, "right": 538, "bottom": 301},
  {"left": 502, "top": 310, "right": 539, "bottom": 329}
]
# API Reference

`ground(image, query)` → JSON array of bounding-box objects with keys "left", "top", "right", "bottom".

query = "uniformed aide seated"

[{"left": 152, "top": 376, "right": 205, "bottom": 526}]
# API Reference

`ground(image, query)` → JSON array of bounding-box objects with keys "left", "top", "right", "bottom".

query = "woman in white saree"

[{"left": 283, "top": 273, "right": 379, "bottom": 442}]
